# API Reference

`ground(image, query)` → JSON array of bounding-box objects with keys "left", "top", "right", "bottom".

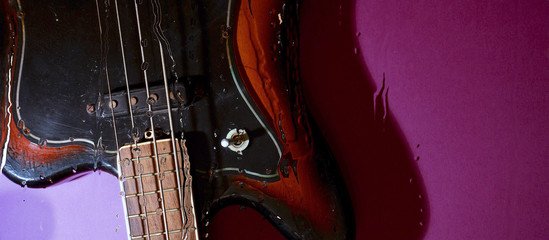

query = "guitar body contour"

[{"left": 0, "top": 0, "right": 353, "bottom": 239}]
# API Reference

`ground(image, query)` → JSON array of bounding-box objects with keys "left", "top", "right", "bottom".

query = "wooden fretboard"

[{"left": 118, "top": 139, "right": 198, "bottom": 240}]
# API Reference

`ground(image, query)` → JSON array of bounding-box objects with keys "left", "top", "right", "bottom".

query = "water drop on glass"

[
  {"left": 133, "top": 147, "right": 142, "bottom": 157},
  {"left": 141, "top": 62, "right": 149, "bottom": 71},
  {"left": 141, "top": 39, "right": 147, "bottom": 47},
  {"left": 138, "top": 163, "right": 146, "bottom": 174},
  {"left": 131, "top": 127, "right": 141, "bottom": 141}
]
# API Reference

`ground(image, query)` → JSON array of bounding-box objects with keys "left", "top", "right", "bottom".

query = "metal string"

[
  {"left": 133, "top": 1, "right": 171, "bottom": 238},
  {"left": 113, "top": 0, "right": 151, "bottom": 238},
  {"left": 94, "top": 0, "right": 142, "bottom": 237},
  {"left": 150, "top": 0, "right": 188, "bottom": 236}
]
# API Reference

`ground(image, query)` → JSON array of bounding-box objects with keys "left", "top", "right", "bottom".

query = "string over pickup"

[{"left": 100, "top": 82, "right": 188, "bottom": 118}]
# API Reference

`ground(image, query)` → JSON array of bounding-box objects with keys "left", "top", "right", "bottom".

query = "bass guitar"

[{"left": 0, "top": 0, "right": 353, "bottom": 239}]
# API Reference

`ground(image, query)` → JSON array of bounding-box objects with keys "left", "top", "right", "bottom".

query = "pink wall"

[
  {"left": 300, "top": 0, "right": 549, "bottom": 239},
  {"left": 355, "top": 1, "right": 549, "bottom": 239},
  {"left": 1, "top": 0, "right": 548, "bottom": 239}
]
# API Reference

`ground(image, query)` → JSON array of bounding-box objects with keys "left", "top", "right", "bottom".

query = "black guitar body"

[{"left": 0, "top": 0, "right": 353, "bottom": 239}]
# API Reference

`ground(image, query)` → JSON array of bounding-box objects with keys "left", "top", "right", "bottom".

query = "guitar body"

[{"left": 0, "top": 0, "right": 353, "bottom": 239}]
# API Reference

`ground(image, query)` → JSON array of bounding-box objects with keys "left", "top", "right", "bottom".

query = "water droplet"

[
  {"left": 122, "top": 158, "right": 131, "bottom": 167},
  {"left": 159, "top": 173, "right": 166, "bottom": 181},
  {"left": 141, "top": 62, "right": 149, "bottom": 71},
  {"left": 158, "top": 197, "right": 162, "bottom": 202},
  {"left": 141, "top": 39, "right": 148, "bottom": 47},
  {"left": 146, "top": 110, "right": 153, "bottom": 118},
  {"left": 133, "top": 147, "right": 142, "bottom": 157},
  {"left": 139, "top": 198, "right": 146, "bottom": 206},
  {"left": 419, "top": 208, "right": 424, "bottom": 213},
  {"left": 416, "top": 144, "right": 420, "bottom": 148},
  {"left": 39, "top": 175, "right": 45, "bottom": 180},
  {"left": 418, "top": 194, "right": 423, "bottom": 199},
  {"left": 131, "top": 127, "right": 141, "bottom": 141},
  {"left": 72, "top": 168, "right": 77, "bottom": 173},
  {"left": 137, "top": 163, "right": 145, "bottom": 174},
  {"left": 353, "top": 47, "right": 359, "bottom": 55},
  {"left": 141, "top": 215, "right": 146, "bottom": 220},
  {"left": 409, "top": 178, "right": 413, "bottom": 184},
  {"left": 356, "top": 32, "right": 361, "bottom": 37},
  {"left": 119, "top": 176, "right": 125, "bottom": 182},
  {"left": 147, "top": 94, "right": 158, "bottom": 105},
  {"left": 119, "top": 191, "right": 125, "bottom": 196},
  {"left": 160, "top": 157, "right": 167, "bottom": 166},
  {"left": 416, "top": 156, "right": 420, "bottom": 161},
  {"left": 156, "top": 208, "right": 163, "bottom": 215},
  {"left": 419, "top": 221, "right": 424, "bottom": 227}
]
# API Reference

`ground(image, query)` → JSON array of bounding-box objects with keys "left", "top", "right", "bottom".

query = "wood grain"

[{"left": 119, "top": 139, "right": 197, "bottom": 240}]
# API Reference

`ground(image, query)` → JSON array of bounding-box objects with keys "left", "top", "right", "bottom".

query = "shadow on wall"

[
  {"left": 299, "top": 0, "right": 429, "bottom": 239},
  {"left": 0, "top": 190, "right": 55, "bottom": 240}
]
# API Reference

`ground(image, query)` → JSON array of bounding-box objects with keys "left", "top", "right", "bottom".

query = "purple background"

[{"left": 1, "top": 0, "right": 549, "bottom": 239}]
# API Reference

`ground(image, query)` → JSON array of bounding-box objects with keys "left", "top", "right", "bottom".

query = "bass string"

[
  {"left": 150, "top": 0, "right": 189, "bottom": 236},
  {"left": 150, "top": 0, "right": 177, "bottom": 77},
  {"left": 94, "top": 1, "right": 153, "bottom": 239},
  {"left": 113, "top": 0, "right": 152, "bottom": 239},
  {"left": 133, "top": 0, "right": 175, "bottom": 238}
]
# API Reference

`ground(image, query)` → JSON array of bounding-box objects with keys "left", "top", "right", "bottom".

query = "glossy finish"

[{"left": 0, "top": 0, "right": 353, "bottom": 239}]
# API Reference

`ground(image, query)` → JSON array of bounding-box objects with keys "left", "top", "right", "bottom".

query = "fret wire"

[
  {"left": 114, "top": 0, "right": 151, "bottom": 239},
  {"left": 130, "top": 152, "right": 174, "bottom": 162},
  {"left": 128, "top": 208, "right": 180, "bottom": 218},
  {"left": 124, "top": 187, "right": 177, "bottom": 198},
  {"left": 138, "top": 1, "right": 171, "bottom": 238},
  {"left": 131, "top": 229, "right": 183, "bottom": 239},
  {"left": 125, "top": 170, "right": 175, "bottom": 180}
]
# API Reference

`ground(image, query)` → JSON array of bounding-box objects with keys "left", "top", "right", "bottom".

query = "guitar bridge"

[{"left": 117, "top": 139, "right": 198, "bottom": 240}]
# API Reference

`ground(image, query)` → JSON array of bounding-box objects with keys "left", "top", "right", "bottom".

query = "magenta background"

[{"left": 1, "top": 0, "right": 549, "bottom": 239}]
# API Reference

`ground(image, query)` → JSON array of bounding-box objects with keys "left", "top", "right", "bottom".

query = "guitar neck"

[{"left": 118, "top": 138, "right": 198, "bottom": 240}]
